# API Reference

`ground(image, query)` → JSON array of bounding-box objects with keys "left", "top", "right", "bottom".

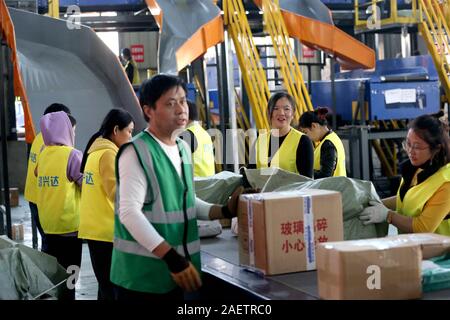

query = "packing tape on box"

[
  {"left": 242, "top": 194, "right": 264, "bottom": 268},
  {"left": 302, "top": 195, "right": 316, "bottom": 270}
]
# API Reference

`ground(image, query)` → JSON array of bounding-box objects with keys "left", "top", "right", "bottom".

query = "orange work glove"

[
  {"left": 162, "top": 248, "right": 202, "bottom": 292},
  {"left": 170, "top": 262, "right": 202, "bottom": 292}
]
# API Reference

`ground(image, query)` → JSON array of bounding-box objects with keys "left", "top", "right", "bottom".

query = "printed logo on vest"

[
  {"left": 84, "top": 172, "right": 94, "bottom": 185},
  {"left": 38, "top": 176, "right": 59, "bottom": 187}
]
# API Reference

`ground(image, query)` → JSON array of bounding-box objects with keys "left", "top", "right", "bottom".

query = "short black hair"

[
  {"left": 187, "top": 100, "right": 198, "bottom": 121},
  {"left": 43, "top": 103, "right": 71, "bottom": 115},
  {"left": 121, "top": 48, "right": 131, "bottom": 59},
  {"left": 138, "top": 74, "right": 187, "bottom": 121}
]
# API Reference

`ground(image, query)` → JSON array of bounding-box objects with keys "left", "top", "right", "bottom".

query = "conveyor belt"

[{"left": 201, "top": 229, "right": 450, "bottom": 300}]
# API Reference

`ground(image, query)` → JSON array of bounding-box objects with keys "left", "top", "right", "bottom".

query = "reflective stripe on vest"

[
  {"left": 24, "top": 133, "right": 44, "bottom": 203},
  {"left": 78, "top": 148, "right": 115, "bottom": 242},
  {"left": 37, "top": 146, "right": 80, "bottom": 234},
  {"left": 114, "top": 238, "right": 201, "bottom": 259},
  {"left": 313, "top": 131, "right": 347, "bottom": 177},
  {"left": 110, "top": 131, "right": 200, "bottom": 293},
  {"left": 396, "top": 163, "right": 450, "bottom": 235},
  {"left": 187, "top": 123, "right": 215, "bottom": 177},
  {"left": 256, "top": 127, "right": 302, "bottom": 174}
]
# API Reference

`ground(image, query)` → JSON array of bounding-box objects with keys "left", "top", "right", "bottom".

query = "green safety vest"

[{"left": 110, "top": 131, "right": 201, "bottom": 294}]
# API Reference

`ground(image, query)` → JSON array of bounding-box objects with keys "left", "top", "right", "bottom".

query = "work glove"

[
  {"left": 162, "top": 248, "right": 202, "bottom": 292},
  {"left": 359, "top": 200, "right": 389, "bottom": 225},
  {"left": 222, "top": 186, "right": 245, "bottom": 219}
]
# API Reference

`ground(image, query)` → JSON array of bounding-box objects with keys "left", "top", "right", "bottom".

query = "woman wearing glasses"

[
  {"left": 298, "top": 107, "right": 347, "bottom": 178},
  {"left": 253, "top": 92, "right": 314, "bottom": 177},
  {"left": 359, "top": 113, "right": 450, "bottom": 235}
]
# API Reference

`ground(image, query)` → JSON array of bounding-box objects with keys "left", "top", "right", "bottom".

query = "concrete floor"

[{"left": 8, "top": 194, "right": 98, "bottom": 300}]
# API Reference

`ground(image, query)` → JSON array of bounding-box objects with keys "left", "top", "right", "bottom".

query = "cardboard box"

[
  {"left": 0, "top": 187, "right": 19, "bottom": 207},
  {"left": 238, "top": 189, "right": 343, "bottom": 275},
  {"left": 317, "top": 233, "right": 450, "bottom": 300},
  {"left": 11, "top": 223, "right": 24, "bottom": 241}
]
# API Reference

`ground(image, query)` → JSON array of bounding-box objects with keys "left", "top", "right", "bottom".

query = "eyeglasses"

[{"left": 402, "top": 140, "right": 429, "bottom": 152}]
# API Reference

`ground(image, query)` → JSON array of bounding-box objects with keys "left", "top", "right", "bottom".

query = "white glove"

[{"left": 359, "top": 200, "right": 389, "bottom": 225}]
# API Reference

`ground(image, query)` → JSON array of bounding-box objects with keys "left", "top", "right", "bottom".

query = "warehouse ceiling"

[{"left": 5, "top": 0, "right": 354, "bottom": 34}]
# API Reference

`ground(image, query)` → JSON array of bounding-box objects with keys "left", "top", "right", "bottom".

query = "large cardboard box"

[
  {"left": 238, "top": 189, "right": 343, "bottom": 275},
  {"left": 317, "top": 233, "right": 450, "bottom": 300}
]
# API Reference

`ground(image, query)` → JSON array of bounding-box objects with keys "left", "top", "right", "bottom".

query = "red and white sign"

[
  {"left": 302, "top": 45, "right": 316, "bottom": 58},
  {"left": 131, "top": 44, "right": 145, "bottom": 63}
]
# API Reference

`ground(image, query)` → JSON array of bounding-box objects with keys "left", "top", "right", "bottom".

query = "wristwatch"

[{"left": 386, "top": 211, "right": 394, "bottom": 224}]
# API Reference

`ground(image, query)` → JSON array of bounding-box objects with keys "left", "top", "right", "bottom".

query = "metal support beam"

[
  {"left": 0, "top": 37, "right": 12, "bottom": 238},
  {"left": 219, "top": 42, "right": 229, "bottom": 170},
  {"left": 202, "top": 57, "right": 211, "bottom": 130},
  {"left": 48, "top": 0, "right": 59, "bottom": 19},
  {"left": 224, "top": 30, "right": 238, "bottom": 173},
  {"left": 330, "top": 56, "right": 337, "bottom": 131},
  {"left": 337, "top": 126, "right": 407, "bottom": 181}
]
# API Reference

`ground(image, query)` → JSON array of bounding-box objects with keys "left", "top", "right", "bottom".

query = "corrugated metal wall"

[{"left": 119, "top": 31, "right": 159, "bottom": 81}]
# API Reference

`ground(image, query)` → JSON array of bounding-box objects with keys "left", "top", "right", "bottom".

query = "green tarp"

[
  {"left": 195, "top": 168, "right": 388, "bottom": 240},
  {"left": 422, "top": 253, "right": 450, "bottom": 292},
  {"left": 0, "top": 236, "right": 68, "bottom": 300}
]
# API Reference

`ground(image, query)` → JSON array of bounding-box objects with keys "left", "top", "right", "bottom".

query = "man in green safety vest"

[{"left": 110, "top": 74, "right": 243, "bottom": 300}]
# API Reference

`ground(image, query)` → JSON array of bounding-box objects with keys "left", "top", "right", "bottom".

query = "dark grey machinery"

[{"left": 9, "top": 8, "right": 147, "bottom": 150}]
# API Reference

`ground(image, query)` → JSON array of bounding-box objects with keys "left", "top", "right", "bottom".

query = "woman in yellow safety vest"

[
  {"left": 253, "top": 92, "right": 314, "bottom": 177},
  {"left": 298, "top": 107, "right": 347, "bottom": 178},
  {"left": 359, "top": 112, "right": 450, "bottom": 236},
  {"left": 36, "top": 111, "right": 83, "bottom": 300},
  {"left": 25, "top": 103, "right": 71, "bottom": 251},
  {"left": 78, "top": 109, "right": 134, "bottom": 300}
]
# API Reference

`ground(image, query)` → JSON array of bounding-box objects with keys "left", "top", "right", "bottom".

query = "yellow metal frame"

[
  {"left": 355, "top": 0, "right": 419, "bottom": 32},
  {"left": 418, "top": 0, "right": 450, "bottom": 101},
  {"left": 262, "top": 0, "right": 313, "bottom": 120},
  {"left": 224, "top": 0, "right": 270, "bottom": 130},
  {"left": 48, "top": 0, "right": 60, "bottom": 19}
]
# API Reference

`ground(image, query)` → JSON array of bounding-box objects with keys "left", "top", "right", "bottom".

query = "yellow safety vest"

[
  {"left": 313, "top": 131, "right": 347, "bottom": 177},
  {"left": 256, "top": 127, "right": 302, "bottom": 174},
  {"left": 24, "top": 133, "right": 44, "bottom": 204},
  {"left": 187, "top": 122, "right": 215, "bottom": 177},
  {"left": 396, "top": 163, "right": 450, "bottom": 236},
  {"left": 78, "top": 149, "right": 115, "bottom": 242},
  {"left": 37, "top": 146, "right": 80, "bottom": 234},
  {"left": 125, "top": 59, "right": 141, "bottom": 85}
]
